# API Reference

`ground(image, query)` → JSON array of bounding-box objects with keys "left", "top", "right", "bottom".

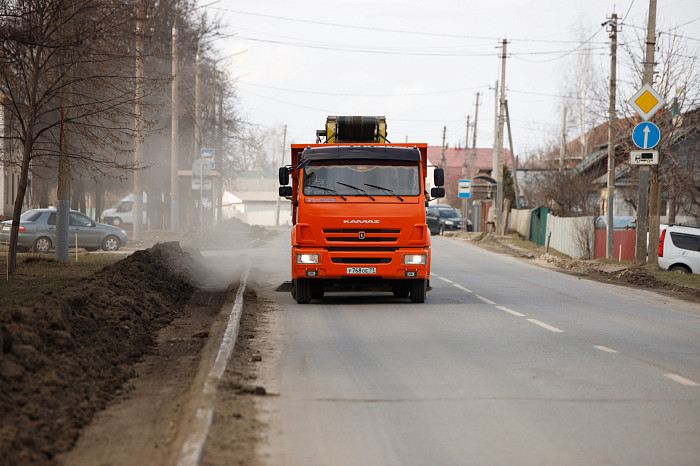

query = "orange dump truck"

[{"left": 278, "top": 116, "right": 445, "bottom": 303}]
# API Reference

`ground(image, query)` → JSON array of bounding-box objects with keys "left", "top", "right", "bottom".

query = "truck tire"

[
  {"left": 295, "top": 278, "right": 312, "bottom": 304},
  {"left": 410, "top": 279, "right": 427, "bottom": 303}
]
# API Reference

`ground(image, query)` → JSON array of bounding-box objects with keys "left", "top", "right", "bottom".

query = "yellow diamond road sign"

[{"left": 628, "top": 83, "right": 665, "bottom": 121}]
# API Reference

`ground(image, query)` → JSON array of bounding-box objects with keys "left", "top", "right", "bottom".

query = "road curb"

[{"left": 177, "top": 262, "right": 250, "bottom": 466}]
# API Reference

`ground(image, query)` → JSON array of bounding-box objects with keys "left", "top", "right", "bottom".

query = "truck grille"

[
  {"left": 323, "top": 228, "right": 400, "bottom": 243},
  {"left": 331, "top": 258, "right": 392, "bottom": 264}
]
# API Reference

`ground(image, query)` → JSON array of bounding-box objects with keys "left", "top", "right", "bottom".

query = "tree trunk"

[{"left": 8, "top": 135, "right": 34, "bottom": 274}]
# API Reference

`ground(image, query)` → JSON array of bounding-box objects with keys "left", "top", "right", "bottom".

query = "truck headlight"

[
  {"left": 445, "top": 220, "right": 455, "bottom": 226},
  {"left": 404, "top": 254, "right": 426, "bottom": 265},
  {"left": 296, "top": 253, "right": 320, "bottom": 264}
]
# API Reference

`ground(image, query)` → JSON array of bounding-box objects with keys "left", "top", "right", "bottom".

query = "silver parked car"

[{"left": 0, "top": 209, "right": 128, "bottom": 252}]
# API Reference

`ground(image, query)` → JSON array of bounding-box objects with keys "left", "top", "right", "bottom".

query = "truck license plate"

[{"left": 346, "top": 267, "right": 376, "bottom": 275}]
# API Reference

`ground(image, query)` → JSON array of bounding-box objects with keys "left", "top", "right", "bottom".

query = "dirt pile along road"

[{"left": 0, "top": 242, "right": 208, "bottom": 465}]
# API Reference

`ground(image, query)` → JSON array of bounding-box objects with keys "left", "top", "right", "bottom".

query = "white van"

[
  {"left": 658, "top": 224, "right": 700, "bottom": 274},
  {"left": 101, "top": 193, "right": 147, "bottom": 226}
]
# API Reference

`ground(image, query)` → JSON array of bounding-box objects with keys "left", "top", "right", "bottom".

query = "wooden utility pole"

[
  {"left": 496, "top": 39, "right": 507, "bottom": 235},
  {"left": 635, "top": 0, "right": 657, "bottom": 265},
  {"left": 606, "top": 13, "right": 618, "bottom": 260}
]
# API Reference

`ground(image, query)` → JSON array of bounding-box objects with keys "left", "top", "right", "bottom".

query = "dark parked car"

[
  {"left": 426, "top": 205, "right": 471, "bottom": 235},
  {"left": 0, "top": 209, "right": 128, "bottom": 253}
]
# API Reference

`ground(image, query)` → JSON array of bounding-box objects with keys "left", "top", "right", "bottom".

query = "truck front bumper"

[{"left": 291, "top": 247, "right": 430, "bottom": 281}]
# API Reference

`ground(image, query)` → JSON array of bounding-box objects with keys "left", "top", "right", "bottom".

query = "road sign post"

[{"left": 628, "top": 83, "right": 665, "bottom": 265}]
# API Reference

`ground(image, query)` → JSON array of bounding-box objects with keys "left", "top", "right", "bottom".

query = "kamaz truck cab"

[{"left": 279, "top": 116, "right": 445, "bottom": 303}]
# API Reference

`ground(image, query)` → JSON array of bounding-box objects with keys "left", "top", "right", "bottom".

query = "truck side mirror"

[
  {"left": 279, "top": 186, "right": 293, "bottom": 197},
  {"left": 434, "top": 168, "right": 445, "bottom": 187},
  {"left": 430, "top": 187, "right": 445, "bottom": 198},
  {"left": 279, "top": 166, "right": 290, "bottom": 185}
]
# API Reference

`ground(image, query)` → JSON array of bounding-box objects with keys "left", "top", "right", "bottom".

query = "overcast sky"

[{"left": 211, "top": 0, "right": 700, "bottom": 159}]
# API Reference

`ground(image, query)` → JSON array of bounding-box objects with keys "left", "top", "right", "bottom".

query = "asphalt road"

[{"left": 257, "top": 233, "right": 700, "bottom": 466}]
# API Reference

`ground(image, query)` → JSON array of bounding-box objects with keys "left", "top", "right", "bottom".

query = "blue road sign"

[
  {"left": 632, "top": 122, "right": 660, "bottom": 149},
  {"left": 458, "top": 179, "right": 471, "bottom": 198}
]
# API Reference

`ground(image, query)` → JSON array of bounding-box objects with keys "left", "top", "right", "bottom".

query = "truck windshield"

[{"left": 302, "top": 160, "right": 420, "bottom": 197}]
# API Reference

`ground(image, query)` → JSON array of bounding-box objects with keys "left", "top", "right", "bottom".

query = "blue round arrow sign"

[{"left": 632, "top": 122, "right": 660, "bottom": 149}]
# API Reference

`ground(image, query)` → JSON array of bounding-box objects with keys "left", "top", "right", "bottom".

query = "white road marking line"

[
  {"left": 439, "top": 276, "right": 454, "bottom": 284},
  {"left": 594, "top": 345, "right": 619, "bottom": 353},
  {"left": 475, "top": 294, "right": 496, "bottom": 305},
  {"left": 526, "top": 319, "right": 564, "bottom": 333},
  {"left": 496, "top": 305, "right": 525, "bottom": 317},
  {"left": 431, "top": 273, "right": 440, "bottom": 278},
  {"left": 177, "top": 264, "right": 250, "bottom": 466},
  {"left": 665, "top": 374, "right": 699, "bottom": 387},
  {"left": 453, "top": 284, "right": 472, "bottom": 293}
]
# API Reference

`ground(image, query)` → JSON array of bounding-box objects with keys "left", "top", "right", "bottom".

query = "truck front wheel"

[
  {"left": 410, "top": 279, "right": 427, "bottom": 303},
  {"left": 295, "top": 278, "right": 312, "bottom": 304}
]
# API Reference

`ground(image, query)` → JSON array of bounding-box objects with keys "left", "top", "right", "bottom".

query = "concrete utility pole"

[
  {"left": 469, "top": 92, "right": 480, "bottom": 229},
  {"left": 645, "top": 0, "right": 661, "bottom": 266},
  {"left": 462, "top": 116, "right": 470, "bottom": 230},
  {"left": 606, "top": 13, "right": 618, "bottom": 260},
  {"left": 170, "top": 18, "right": 179, "bottom": 232},
  {"left": 504, "top": 100, "right": 521, "bottom": 207},
  {"left": 195, "top": 43, "right": 202, "bottom": 159},
  {"left": 635, "top": 0, "right": 657, "bottom": 265},
  {"left": 492, "top": 80, "right": 498, "bottom": 224},
  {"left": 496, "top": 39, "right": 507, "bottom": 235},
  {"left": 439, "top": 125, "right": 447, "bottom": 204},
  {"left": 133, "top": 1, "right": 145, "bottom": 241},
  {"left": 559, "top": 106, "right": 567, "bottom": 172},
  {"left": 216, "top": 65, "right": 224, "bottom": 225},
  {"left": 275, "top": 124, "right": 287, "bottom": 226}
]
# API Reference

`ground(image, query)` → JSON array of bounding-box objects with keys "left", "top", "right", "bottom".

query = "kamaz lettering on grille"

[{"left": 343, "top": 220, "right": 380, "bottom": 224}]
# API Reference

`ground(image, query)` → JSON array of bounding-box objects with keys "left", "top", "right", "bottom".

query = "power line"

[
  {"left": 238, "top": 81, "right": 490, "bottom": 97},
  {"left": 216, "top": 7, "right": 608, "bottom": 45},
  {"left": 234, "top": 35, "right": 502, "bottom": 56}
]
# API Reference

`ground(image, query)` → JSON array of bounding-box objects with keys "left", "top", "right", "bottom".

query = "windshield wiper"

[
  {"left": 364, "top": 183, "right": 404, "bottom": 201},
  {"left": 306, "top": 184, "right": 347, "bottom": 200},
  {"left": 337, "top": 182, "right": 375, "bottom": 201}
]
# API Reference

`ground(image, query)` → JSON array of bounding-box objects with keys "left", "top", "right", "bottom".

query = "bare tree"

[
  {"left": 521, "top": 155, "right": 600, "bottom": 218},
  {"left": 619, "top": 25, "right": 700, "bottom": 263},
  {"left": 0, "top": 0, "right": 168, "bottom": 273}
]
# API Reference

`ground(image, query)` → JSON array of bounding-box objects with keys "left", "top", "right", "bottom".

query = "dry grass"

[{"left": 0, "top": 248, "right": 122, "bottom": 307}]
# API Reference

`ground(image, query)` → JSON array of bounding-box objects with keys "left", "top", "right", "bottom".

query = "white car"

[
  {"left": 658, "top": 225, "right": 700, "bottom": 274},
  {"left": 101, "top": 194, "right": 147, "bottom": 226}
]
